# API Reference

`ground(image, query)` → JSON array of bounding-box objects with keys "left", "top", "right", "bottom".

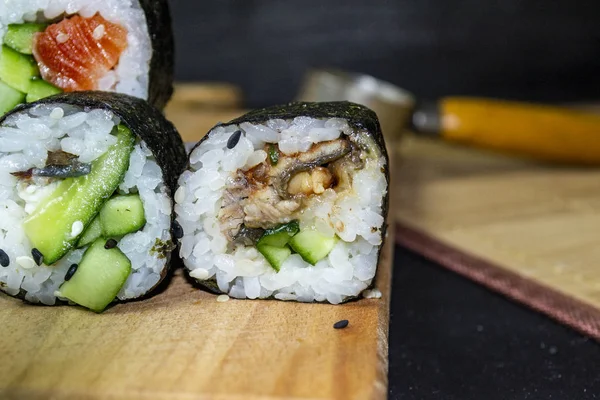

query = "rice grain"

[{"left": 216, "top": 294, "right": 230, "bottom": 303}]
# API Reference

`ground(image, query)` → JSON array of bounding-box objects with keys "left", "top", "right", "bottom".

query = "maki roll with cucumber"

[
  {"left": 0, "top": 0, "right": 173, "bottom": 116},
  {"left": 0, "top": 91, "right": 187, "bottom": 312},
  {"left": 175, "top": 102, "right": 389, "bottom": 304}
]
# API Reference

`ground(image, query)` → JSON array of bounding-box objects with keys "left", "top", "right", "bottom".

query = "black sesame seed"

[
  {"left": 227, "top": 130, "right": 242, "bottom": 149},
  {"left": 64, "top": 264, "right": 78, "bottom": 281},
  {"left": 333, "top": 319, "right": 349, "bottom": 329},
  {"left": 172, "top": 220, "right": 184, "bottom": 239},
  {"left": 104, "top": 239, "right": 118, "bottom": 249},
  {"left": 31, "top": 248, "right": 43, "bottom": 266},
  {"left": 0, "top": 249, "right": 9, "bottom": 267}
]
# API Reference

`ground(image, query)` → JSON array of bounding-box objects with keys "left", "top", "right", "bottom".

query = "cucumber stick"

[
  {"left": 26, "top": 79, "right": 62, "bottom": 103},
  {"left": 288, "top": 230, "right": 337, "bottom": 265},
  {"left": 0, "top": 45, "right": 39, "bottom": 92},
  {"left": 76, "top": 194, "right": 146, "bottom": 249},
  {"left": 256, "top": 221, "right": 299, "bottom": 270},
  {"left": 59, "top": 238, "right": 131, "bottom": 312},
  {"left": 3, "top": 23, "right": 47, "bottom": 54},
  {"left": 0, "top": 79, "right": 25, "bottom": 114},
  {"left": 257, "top": 221, "right": 299, "bottom": 248},
  {"left": 99, "top": 194, "right": 146, "bottom": 237},
  {"left": 23, "top": 125, "right": 134, "bottom": 264},
  {"left": 76, "top": 217, "right": 102, "bottom": 248},
  {"left": 257, "top": 244, "right": 291, "bottom": 272}
]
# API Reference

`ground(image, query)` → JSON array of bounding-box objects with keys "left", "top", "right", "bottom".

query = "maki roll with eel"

[
  {"left": 175, "top": 102, "right": 389, "bottom": 304},
  {"left": 0, "top": 0, "right": 173, "bottom": 116},
  {"left": 0, "top": 91, "right": 187, "bottom": 312}
]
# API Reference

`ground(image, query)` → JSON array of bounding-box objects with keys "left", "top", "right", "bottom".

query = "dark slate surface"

[
  {"left": 389, "top": 246, "right": 600, "bottom": 400},
  {"left": 170, "top": 0, "right": 600, "bottom": 108}
]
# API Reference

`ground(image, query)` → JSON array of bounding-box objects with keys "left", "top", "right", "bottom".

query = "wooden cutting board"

[
  {"left": 0, "top": 258, "right": 392, "bottom": 400},
  {"left": 0, "top": 86, "right": 397, "bottom": 400},
  {"left": 395, "top": 135, "right": 600, "bottom": 340}
]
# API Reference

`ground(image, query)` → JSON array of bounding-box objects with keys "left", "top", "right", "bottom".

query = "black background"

[
  {"left": 169, "top": 1, "right": 600, "bottom": 398},
  {"left": 171, "top": 0, "right": 600, "bottom": 108}
]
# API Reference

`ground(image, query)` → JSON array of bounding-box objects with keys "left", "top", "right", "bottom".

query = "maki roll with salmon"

[
  {"left": 175, "top": 102, "right": 389, "bottom": 304},
  {"left": 0, "top": 91, "right": 187, "bottom": 312},
  {"left": 0, "top": 0, "right": 173, "bottom": 116}
]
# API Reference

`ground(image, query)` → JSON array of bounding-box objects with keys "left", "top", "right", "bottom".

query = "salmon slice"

[{"left": 32, "top": 13, "right": 128, "bottom": 92}]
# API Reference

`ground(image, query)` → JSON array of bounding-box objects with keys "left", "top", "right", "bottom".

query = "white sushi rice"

[
  {"left": 0, "top": 0, "right": 152, "bottom": 99},
  {"left": 176, "top": 117, "right": 387, "bottom": 304},
  {"left": 0, "top": 104, "right": 171, "bottom": 304}
]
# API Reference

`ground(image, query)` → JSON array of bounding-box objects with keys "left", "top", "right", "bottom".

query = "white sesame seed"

[
  {"left": 50, "top": 107, "right": 64, "bottom": 119},
  {"left": 189, "top": 268, "right": 209, "bottom": 280},
  {"left": 174, "top": 187, "right": 185, "bottom": 204},
  {"left": 16, "top": 256, "right": 36, "bottom": 269},
  {"left": 71, "top": 220, "right": 84, "bottom": 238},
  {"left": 216, "top": 294, "right": 230, "bottom": 303},
  {"left": 92, "top": 24, "right": 105, "bottom": 40},
  {"left": 56, "top": 32, "right": 69, "bottom": 43},
  {"left": 362, "top": 288, "right": 382, "bottom": 299}
]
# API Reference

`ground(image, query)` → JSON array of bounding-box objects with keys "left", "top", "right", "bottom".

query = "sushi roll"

[
  {"left": 0, "top": 0, "right": 173, "bottom": 116},
  {"left": 175, "top": 101, "right": 389, "bottom": 304},
  {"left": 0, "top": 91, "right": 187, "bottom": 312}
]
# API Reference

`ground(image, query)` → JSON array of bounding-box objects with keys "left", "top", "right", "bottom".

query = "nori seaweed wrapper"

[
  {"left": 0, "top": 91, "right": 188, "bottom": 301},
  {"left": 139, "top": 0, "right": 175, "bottom": 109},
  {"left": 187, "top": 101, "right": 390, "bottom": 301}
]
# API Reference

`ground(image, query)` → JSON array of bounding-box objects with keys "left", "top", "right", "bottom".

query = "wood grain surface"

[
  {"left": 0, "top": 253, "right": 392, "bottom": 400},
  {"left": 0, "top": 86, "right": 396, "bottom": 400},
  {"left": 395, "top": 135, "right": 600, "bottom": 335}
]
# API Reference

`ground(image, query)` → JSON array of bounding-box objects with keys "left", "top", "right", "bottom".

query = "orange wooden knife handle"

[{"left": 440, "top": 97, "right": 600, "bottom": 165}]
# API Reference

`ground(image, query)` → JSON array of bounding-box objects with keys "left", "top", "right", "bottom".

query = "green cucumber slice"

[
  {"left": 0, "top": 78, "right": 25, "bottom": 114},
  {"left": 257, "top": 221, "right": 299, "bottom": 248},
  {"left": 0, "top": 45, "right": 39, "bottom": 92},
  {"left": 288, "top": 230, "right": 337, "bottom": 265},
  {"left": 76, "top": 217, "right": 102, "bottom": 248},
  {"left": 58, "top": 238, "right": 131, "bottom": 312},
  {"left": 4, "top": 23, "right": 47, "bottom": 54},
  {"left": 23, "top": 125, "right": 135, "bottom": 264},
  {"left": 26, "top": 79, "right": 62, "bottom": 103},
  {"left": 99, "top": 194, "right": 146, "bottom": 237},
  {"left": 257, "top": 244, "right": 291, "bottom": 271}
]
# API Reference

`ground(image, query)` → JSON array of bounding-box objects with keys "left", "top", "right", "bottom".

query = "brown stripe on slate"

[{"left": 395, "top": 223, "right": 600, "bottom": 342}]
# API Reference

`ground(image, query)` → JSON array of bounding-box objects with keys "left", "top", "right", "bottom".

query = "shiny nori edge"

[
  {"left": 187, "top": 101, "right": 390, "bottom": 303},
  {"left": 139, "top": 0, "right": 174, "bottom": 109},
  {"left": 0, "top": 91, "right": 187, "bottom": 305}
]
